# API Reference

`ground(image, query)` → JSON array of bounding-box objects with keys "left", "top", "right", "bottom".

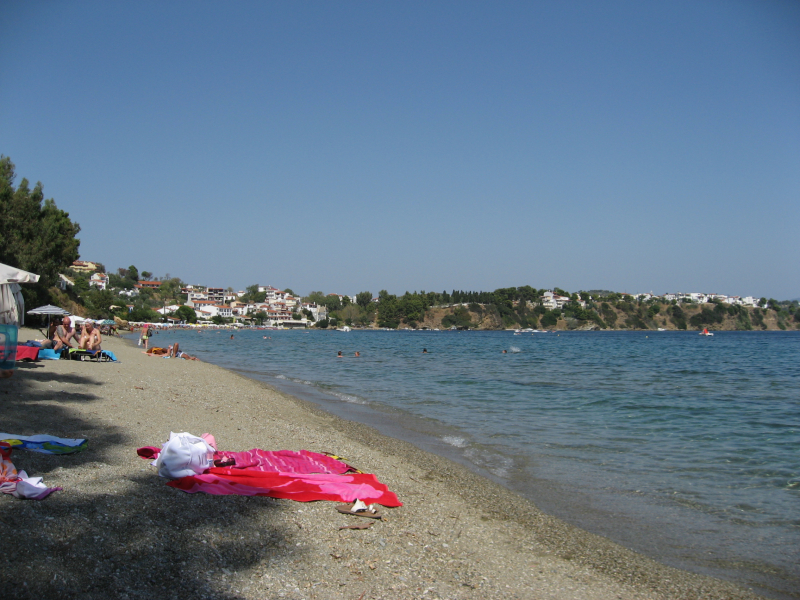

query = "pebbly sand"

[{"left": 0, "top": 329, "right": 766, "bottom": 600}]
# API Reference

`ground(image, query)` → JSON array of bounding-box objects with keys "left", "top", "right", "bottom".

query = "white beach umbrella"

[
  {"left": 0, "top": 263, "right": 40, "bottom": 326},
  {"left": 26, "top": 304, "right": 71, "bottom": 331}
]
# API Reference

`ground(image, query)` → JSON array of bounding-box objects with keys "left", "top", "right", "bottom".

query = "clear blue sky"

[{"left": 2, "top": 1, "right": 798, "bottom": 299}]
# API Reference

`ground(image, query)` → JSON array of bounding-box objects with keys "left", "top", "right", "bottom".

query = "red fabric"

[
  {"left": 137, "top": 446, "right": 160, "bottom": 460},
  {"left": 137, "top": 443, "right": 402, "bottom": 506},
  {"left": 15, "top": 346, "right": 39, "bottom": 361},
  {"left": 167, "top": 470, "right": 402, "bottom": 506},
  {"left": 215, "top": 449, "right": 355, "bottom": 474}
]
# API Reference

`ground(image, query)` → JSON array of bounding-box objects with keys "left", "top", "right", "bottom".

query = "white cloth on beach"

[{"left": 154, "top": 432, "right": 215, "bottom": 479}]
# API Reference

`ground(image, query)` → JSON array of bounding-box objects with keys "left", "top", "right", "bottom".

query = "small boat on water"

[
  {"left": 700, "top": 328, "right": 714, "bottom": 336},
  {"left": 657, "top": 328, "right": 666, "bottom": 331}
]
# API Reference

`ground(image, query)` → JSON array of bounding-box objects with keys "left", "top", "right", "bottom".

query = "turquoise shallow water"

[{"left": 142, "top": 328, "right": 800, "bottom": 598}]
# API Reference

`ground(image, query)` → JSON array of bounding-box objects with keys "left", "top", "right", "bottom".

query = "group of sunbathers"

[
  {"left": 143, "top": 343, "right": 198, "bottom": 360},
  {"left": 45, "top": 316, "right": 102, "bottom": 352}
]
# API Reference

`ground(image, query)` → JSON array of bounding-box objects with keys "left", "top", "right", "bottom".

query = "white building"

[
  {"left": 156, "top": 305, "right": 182, "bottom": 315},
  {"left": 58, "top": 274, "right": 74, "bottom": 291},
  {"left": 89, "top": 272, "right": 109, "bottom": 290},
  {"left": 541, "top": 291, "right": 574, "bottom": 310}
]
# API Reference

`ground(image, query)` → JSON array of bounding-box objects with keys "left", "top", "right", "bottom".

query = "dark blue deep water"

[{"left": 142, "top": 328, "right": 800, "bottom": 598}]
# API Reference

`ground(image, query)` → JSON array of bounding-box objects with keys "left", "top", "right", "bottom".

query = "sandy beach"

[{"left": 0, "top": 329, "right": 766, "bottom": 600}]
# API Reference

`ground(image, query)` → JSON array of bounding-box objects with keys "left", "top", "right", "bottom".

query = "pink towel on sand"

[{"left": 137, "top": 438, "right": 402, "bottom": 507}]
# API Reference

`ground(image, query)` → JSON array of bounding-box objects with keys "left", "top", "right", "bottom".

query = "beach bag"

[{"left": 153, "top": 432, "right": 215, "bottom": 479}]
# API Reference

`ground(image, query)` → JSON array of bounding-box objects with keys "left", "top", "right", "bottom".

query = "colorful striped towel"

[{"left": 0, "top": 433, "right": 88, "bottom": 454}]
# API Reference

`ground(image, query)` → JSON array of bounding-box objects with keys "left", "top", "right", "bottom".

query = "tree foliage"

[
  {"left": 356, "top": 291, "right": 372, "bottom": 309},
  {"left": 0, "top": 155, "right": 81, "bottom": 306},
  {"left": 174, "top": 305, "right": 197, "bottom": 323}
]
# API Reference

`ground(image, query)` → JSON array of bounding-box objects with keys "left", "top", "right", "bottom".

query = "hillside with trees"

[
  {"left": 318, "top": 288, "right": 799, "bottom": 332},
  {"left": 3, "top": 154, "right": 797, "bottom": 332}
]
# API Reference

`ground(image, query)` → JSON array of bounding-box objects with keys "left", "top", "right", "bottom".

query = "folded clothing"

[{"left": 0, "top": 443, "right": 62, "bottom": 500}]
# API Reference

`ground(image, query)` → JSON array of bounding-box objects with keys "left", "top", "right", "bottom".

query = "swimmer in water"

[
  {"left": 502, "top": 350, "right": 507, "bottom": 353},
  {"left": 422, "top": 348, "right": 428, "bottom": 354},
  {"left": 337, "top": 350, "right": 343, "bottom": 357},
  {"left": 354, "top": 351, "right": 360, "bottom": 357}
]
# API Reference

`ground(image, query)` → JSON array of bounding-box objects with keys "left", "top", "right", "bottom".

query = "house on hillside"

[
  {"left": 541, "top": 291, "right": 572, "bottom": 310},
  {"left": 71, "top": 261, "right": 98, "bottom": 273},
  {"left": 58, "top": 274, "right": 74, "bottom": 291},
  {"left": 89, "top": 272, "right": 109, "bottom": 290}
]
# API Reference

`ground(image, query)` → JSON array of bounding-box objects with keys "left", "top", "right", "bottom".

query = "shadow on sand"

[{"left": 0, "top": 364, "right": 296, "bottom": 599}]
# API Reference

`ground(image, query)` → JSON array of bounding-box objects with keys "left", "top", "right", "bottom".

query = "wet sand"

[{"left": 0, "top": 329, "right": 766, "bottom": 599}]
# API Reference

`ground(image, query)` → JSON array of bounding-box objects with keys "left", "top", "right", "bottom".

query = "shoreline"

[{"left": 1, "top": 329, "right": 768, "bottom": 599}]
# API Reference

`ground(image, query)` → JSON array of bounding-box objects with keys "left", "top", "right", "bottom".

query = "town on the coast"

[
  {"left": 1, "top": 156, "right": 795, "bottom": 334},
  {"left": 60, "top": 260, "right": 799, "bottom": 332}
]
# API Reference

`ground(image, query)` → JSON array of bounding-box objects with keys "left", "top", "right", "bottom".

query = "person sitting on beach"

[
  {"left": 170, "top": 343, "right": 199, "bottom": 361},
  {"left": 52, "top": 316, "right": 79, "bottom": 351},
  {"left": 78, "top": 322, "right": 102, "bottom": 351}
]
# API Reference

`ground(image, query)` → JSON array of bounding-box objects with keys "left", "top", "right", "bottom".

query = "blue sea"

[{"left": 142, "top": 328, "right": 800, "bottom": 598}]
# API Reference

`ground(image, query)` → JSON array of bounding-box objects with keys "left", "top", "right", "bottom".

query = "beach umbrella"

[
  {"left": 26, "top": 304, "right": 70, "bottom": 331},
  {"left": 0, "top": 263, "right": 40, "bottom": 326},
  {"left": 99, "top": 319, "right": 115, "bottom": 325}
]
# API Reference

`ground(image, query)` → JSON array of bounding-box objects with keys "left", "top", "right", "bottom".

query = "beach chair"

[{"left": 67, "top": 348, "right": 117, "bottom": 362}]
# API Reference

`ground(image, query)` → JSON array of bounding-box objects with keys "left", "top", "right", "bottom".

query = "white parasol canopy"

[
  {"left": 0, "top": 264, "right": 40, "bottom": 285},
  {"left": 0, "top": 262, "right": 40, "bottom": 325},
  {"left": 27, "top": 304, "right": 71, "bottom": 331}
]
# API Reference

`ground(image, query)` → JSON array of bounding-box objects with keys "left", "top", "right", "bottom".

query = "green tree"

[
  {"left": 303, "top": 291, "right": 326, "bottom": 304},
  {"left": 399, "top": 292, "right": 425, "bottom": 325},
  {"left": 0, "top": 156, "right": 81, "bottom": 307},
  {"left": 341, "top": 304, "right": 360, "bottom": 326},
  {"left": 376, "top": 290, "right": 400, "bottom": 328},
  {"left": 356, "top": 291, "right": 372, "bottom": 309},
  {"left": 128, "top": 265, "right": 139, "bottom": 282},
  {"left": 540, "top": 310, "right": 559, "bottom": 328},
  {"left": 129, "top": 306, "right": 161, "bottom": 322},
  {"left": 174, "top": 305, "right": 197, "bottom": 323},
  {"left": 441, "top": 306, "right": 473, "bottom": 329},
  {"left": 141, "top": 271, "right": 152, "bottom": 280},
  {"left": 668, "top": 305, "right": 687, "bottom": 330}
]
